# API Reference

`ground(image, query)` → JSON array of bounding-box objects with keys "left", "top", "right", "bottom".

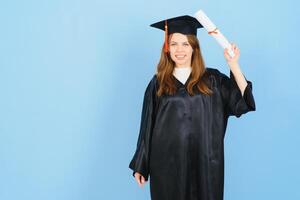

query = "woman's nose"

[{"left": 176, "top": 45, "right": 184, "bottom": 51}]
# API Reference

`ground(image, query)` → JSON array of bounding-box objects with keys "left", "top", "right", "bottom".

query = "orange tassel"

[{"left": 164, "top": 20, "right": 168, "bottom": 53}]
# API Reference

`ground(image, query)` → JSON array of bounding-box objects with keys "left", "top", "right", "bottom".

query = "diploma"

[{"left": 194, "top": 10, "right": 235, "bottom": 58}]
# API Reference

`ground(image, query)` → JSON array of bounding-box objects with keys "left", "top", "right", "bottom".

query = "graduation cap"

[{"left": 150, "top": 15, "right": 203, "bottom": 53}]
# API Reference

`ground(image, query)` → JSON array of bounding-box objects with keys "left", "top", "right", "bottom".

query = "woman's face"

[{"left": 169, "top": 33, "right": 193, "bottom": 67}]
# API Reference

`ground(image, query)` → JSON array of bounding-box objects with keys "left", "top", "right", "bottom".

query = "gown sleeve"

[
  {"left": 219, "top": 69, "right": 256, "bottom": 118},
  {"left": 129, "top": 75, "right": 157, "bottom": 181}
]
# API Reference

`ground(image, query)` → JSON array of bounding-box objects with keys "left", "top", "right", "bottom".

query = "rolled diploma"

[{"left": 194, "top": 10, "right": 235, "bottom": 58}]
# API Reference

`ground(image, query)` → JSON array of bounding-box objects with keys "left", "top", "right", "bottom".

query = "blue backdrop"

[{"left": 1, "top": 0, "right": 299, "bottom": 200}]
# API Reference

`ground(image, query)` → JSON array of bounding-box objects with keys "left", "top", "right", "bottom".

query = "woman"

[{"left": 129, "top": 15, "right": 256, "bottom": 200}]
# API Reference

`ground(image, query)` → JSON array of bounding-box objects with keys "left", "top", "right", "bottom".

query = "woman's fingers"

[
  {"left": 224, "top": 48, "right": 231, "bottom": 59},
  {"left": 224, "top": 43, "right": 240, "bottom": 63},
  {"left": 141, "top": 176, "right": 145, "bottom": 185},
  {"left": 134, "top": 173, "right": 142, "bottom": 186},
  {"left": 134, "top": 172, "right": 146, "bottom": 187},
  {"left": 231, "top": 43, "right": 240, "bottom": 54}
]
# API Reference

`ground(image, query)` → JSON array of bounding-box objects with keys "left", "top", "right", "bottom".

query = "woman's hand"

[
  {"left": 224, "top": 43, "right": 240, "bottom": 65},
  {"left": 134, "top": 172, "right": 147, "bottom": 187}
]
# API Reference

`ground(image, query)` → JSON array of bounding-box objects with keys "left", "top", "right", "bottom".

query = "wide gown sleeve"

[
  {"left": 129, "top": 76, "right": 157, "bottom": 181},
  {"left": 219, "top": 70, "right": 256, "bottom": 118}
]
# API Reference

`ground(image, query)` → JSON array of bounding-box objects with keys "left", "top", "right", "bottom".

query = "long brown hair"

[{"left": 156, "top": 34, "right": 213, "bottom": 96}]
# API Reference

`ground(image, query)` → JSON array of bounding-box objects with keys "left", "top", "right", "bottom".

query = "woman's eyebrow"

[{"left": 170, "top": 41, "right": 189, "bottom": 43}]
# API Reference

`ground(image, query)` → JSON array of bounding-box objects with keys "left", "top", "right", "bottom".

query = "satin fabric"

[{"left": 129, "top": 67, "right": 256, "bottom": 200}]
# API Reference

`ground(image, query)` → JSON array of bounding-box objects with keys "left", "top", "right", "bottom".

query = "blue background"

[{"left": 0, "top": 0, "right": 299, "bottom": 199}]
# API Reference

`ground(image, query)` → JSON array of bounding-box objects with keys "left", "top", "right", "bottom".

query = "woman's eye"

[
  {"left": 170, "top": 43, "right": 176, "bottom": 46},
  {"left": 183, "top": 43, "right": 189, "bottom": 46}
]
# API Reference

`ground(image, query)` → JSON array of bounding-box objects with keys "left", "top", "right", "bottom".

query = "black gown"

[{"left": 129, "top": 67, "right": 256, "bottom": 200}]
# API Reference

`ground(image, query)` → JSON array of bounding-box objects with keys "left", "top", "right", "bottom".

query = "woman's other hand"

[{"left": 134, "top": 172, "right": 147, "bottom": 187}]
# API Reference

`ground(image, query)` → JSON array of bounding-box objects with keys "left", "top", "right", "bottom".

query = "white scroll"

[{"left": 194, "top": 10, "right": 235, "bottom": 58}]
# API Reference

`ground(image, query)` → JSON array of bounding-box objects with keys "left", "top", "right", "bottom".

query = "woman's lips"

[{"left": 175, "top": 55, "right": 186, "bottom": 59}]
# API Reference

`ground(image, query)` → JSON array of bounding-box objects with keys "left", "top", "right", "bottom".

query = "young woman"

[{"left": 129, "top": 15, "right": 256, "bottom": 200}]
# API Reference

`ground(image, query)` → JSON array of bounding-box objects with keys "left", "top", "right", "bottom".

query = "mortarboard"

[{"left": 150, "top": 15, "right": 203, "bottom": 53}]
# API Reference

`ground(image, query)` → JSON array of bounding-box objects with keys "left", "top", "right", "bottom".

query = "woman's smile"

[{"left": 175, "top": 54, "right": 186, "bottom": 59}]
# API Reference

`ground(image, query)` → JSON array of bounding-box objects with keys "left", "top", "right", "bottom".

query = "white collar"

[{"left": 173, "top": 66, "right": 192, "bottom": 84}]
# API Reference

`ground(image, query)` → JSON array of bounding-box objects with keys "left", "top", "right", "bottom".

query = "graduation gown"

[{"left": 129, "top": 67, "right": 256, "bottom": 200}]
